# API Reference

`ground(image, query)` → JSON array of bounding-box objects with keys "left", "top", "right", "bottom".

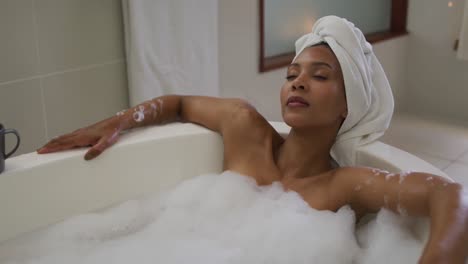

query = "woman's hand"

[
  {"left": 36, "top": 95, "right": 170, "bottom": 160},
  {"left": 37, "top": 117, "right": 122, "bottom": 160}
]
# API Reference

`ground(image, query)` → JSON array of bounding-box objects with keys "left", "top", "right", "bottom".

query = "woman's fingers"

[
  {"left": 83, "top": 132, "right": 119, "bottom": 161},
  {"left": 84, "top": 147, "right": 103, "bottom": 161},
  {"left": 36, "top": 132, "right": 77, "bottom": 153},
  {"left": 37, "top": 140, "right": 73, "bottom": 153},
  {"left": 37, "top": 143, "right": 78, "bottom": 153},
  {"left": 83, "top": 139, "right": 107, "bottom": 160},
  {"left": 37, "top": 134, "right": 97, "bottom": 154},
  {"left": 37, "top": 128, "right": 120, "bottom": 159}
]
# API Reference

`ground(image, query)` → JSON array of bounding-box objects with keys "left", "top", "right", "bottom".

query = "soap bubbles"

[{"left": 0, "top": 172, "right": 430, "bottom": 264}]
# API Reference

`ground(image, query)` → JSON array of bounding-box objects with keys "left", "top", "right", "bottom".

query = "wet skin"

[{"left": 38, "top": 46, "right": 468, "bottom": 263}]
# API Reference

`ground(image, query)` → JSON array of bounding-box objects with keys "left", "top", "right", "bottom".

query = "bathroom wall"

[
  {"left": 405, "top": 0, "right": 468, "bottom": 125},
  {"left": 218, "top": 0, "right": 409, "bottom": 121},
  {"left": 0, "top": 0, "right": 415, "bottom": 156},
  {"left": 0, "top": 0, "right": 128, "bottom": 155}
]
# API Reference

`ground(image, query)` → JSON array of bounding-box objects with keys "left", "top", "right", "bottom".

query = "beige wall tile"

[
  {"left": 42, "top": 62, "right": 128, "bottom": 138},
  {"left": 406, "top": 0, "right": 468, "bottom": 124},
  {"left": 373, "top": 36, "right": 408, "bottom": 112},
  {"left": 444, "top": 162, "right": 468, "bottom": 188},
  {"left": 457, "top": 150, "right": 468, "bottom": 165},
  {"left": 35, "top": 0, "right": 125, "bottom": 74},
  {"left": 0, "top": 0, "right": 39, "bottom": 83},
  {"left": 0, "top": 79, "right": 47, "bottom": 156},
  {"left": 381, "top": 114, "right": 468, "bottom": 160},
  {"left": 412, "top": 151, "right": 451, "bottom": 170}
]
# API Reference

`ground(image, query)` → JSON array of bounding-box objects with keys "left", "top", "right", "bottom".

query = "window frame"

[{"left": 259, "top": 0, "right": 408, "bottom": 72}]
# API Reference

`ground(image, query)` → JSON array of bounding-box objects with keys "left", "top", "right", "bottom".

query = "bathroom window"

[{"left": 259, "top": 0, "right": 408, "bottom": 72}]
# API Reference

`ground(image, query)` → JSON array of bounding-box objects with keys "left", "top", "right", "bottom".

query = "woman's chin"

[{"left": 283, "top": 114, "right": 310, "bottom": 128}]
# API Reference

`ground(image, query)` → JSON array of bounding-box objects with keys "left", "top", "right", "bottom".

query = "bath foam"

[
  {"left": 356, "top": 209, "right": 429, "bottom": 264},
  {"left": 0, "top": 171, "right": 434, "bottom": 264}
]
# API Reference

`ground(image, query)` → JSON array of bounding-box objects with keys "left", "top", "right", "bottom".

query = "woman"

[{"left": 38, "top": 16, "right": 467, "bottom": 263}]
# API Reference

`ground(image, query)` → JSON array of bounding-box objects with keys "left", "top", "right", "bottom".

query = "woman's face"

[{"left": 280, "top": 45, "right": 347, "bottom": 129}]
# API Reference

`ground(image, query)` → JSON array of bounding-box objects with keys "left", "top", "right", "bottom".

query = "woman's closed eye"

[
  {"left": 285, "top": 74, "right": 328, "bottom": 81},
  {"left": 313, "top": 75, "right": 327, "bottom": 81}
]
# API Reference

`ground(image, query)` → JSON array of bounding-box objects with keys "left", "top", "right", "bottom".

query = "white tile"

[
  {"left": 443, "top": 162, "right": 468, "bottom": 188},
  {"left": 0, "top": 79, "right": 47, "bottom": 156},
  {"left": 381, "top": 114, "right": 468, "bottom": 160},
  {"left": 412, "top": 152, "right": 452, "bottom": 170},
  {"left": 42, "top": 62, "right": 128, "bottom": 138},
  {"left": 380, "top": 130, "right": 428, "bottom": 157},
  {"left": 456, "top": 150, "right": 468, "bottom": 165},
  {"left": 35, "top": 0, "right": 125, "bottom": 74},
  {"left": 0, "top": 0, "right": 39, "bottom": 83}
]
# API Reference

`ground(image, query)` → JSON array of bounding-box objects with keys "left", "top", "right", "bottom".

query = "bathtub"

[{"left": 0, "top": 122, "right": 449, "bottom": 244}]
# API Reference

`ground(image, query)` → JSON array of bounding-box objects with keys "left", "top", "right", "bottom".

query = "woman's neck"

[{"left": 276, "top": 126, "right": 337, "bottom": 179}]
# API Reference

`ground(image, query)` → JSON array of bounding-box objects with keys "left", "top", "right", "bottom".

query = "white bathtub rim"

[
  {"left": 2, "top": 121, "right": 448, "bottom": 178},
  {"left": 2, "top": 123, "right": 218, "bottom": 177}
]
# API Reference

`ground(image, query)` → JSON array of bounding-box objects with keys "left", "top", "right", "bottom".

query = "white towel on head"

[{"left": 294, "top": 16, "right": 394, "bottom": 166}]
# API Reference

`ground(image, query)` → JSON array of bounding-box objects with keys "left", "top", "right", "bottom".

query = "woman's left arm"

[
  {"left": 419, "top": 181, "right": 467, "bottom": 263},
  {"left": 331, "top": 167, "right": 468, "bottom": 264}
]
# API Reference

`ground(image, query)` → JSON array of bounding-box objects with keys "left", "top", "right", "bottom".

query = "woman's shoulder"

[{"left": 222, "top": 101, "right": 283, "bottom": 144}]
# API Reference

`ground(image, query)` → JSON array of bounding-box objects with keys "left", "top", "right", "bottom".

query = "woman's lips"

[{"left": 287, "top": 96, "right": 309, "bottom": 107}]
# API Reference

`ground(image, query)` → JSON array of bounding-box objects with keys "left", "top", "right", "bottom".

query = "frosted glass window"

[{"left": 264, "top": 0, "right": 391, "bottom": 57}]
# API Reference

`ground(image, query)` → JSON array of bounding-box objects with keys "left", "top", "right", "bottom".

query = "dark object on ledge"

[{"left": 0, "top": 124, "right": 20, "bottom": 173}]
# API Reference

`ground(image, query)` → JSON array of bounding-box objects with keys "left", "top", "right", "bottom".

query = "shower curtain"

[{"left": 122, "top": 0, "right": 219, "bottom": 106}]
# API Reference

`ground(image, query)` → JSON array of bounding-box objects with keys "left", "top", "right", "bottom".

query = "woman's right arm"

[{"left": 37, "top": 95, "right": 254, "bottom": 160}]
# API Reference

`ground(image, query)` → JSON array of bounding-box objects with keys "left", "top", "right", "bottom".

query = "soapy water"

[
  {"left": 133, "top": 105, "right": 146, "bottom": 122},
  {"left": 0, "top": 171, "right": 437, "bottom": 264}
]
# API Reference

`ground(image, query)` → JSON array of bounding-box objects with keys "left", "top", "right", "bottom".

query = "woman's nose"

[
  {"left": 291, "top": 77, "right": 307, "bottom": 91},
  {"left": 292, "top": 84, "right": 305, "bottom": 90}
]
